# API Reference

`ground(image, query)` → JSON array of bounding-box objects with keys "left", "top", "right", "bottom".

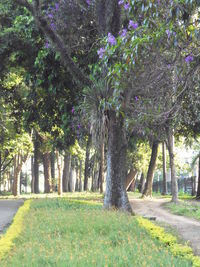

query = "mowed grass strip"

[{"left": 1, "top": 198, "right": 193, "bottom": 267}]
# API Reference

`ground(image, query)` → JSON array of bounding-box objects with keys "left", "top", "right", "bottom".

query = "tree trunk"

[
  {"left": 196, "top": 156, "right": 200, "bottom": 199},
  {"left": 79, "top": 160, "right": 82, "bottom": 192},
  {"left": 34, "top": 131, "right": 40, "bottom": 193},
  {"left": 84, "top": 135, "right": 91, "bottom": 191},
  {"left": 51, "top": 151, "right": 56, "bottom": 191},
  {"left": 75, "top": 167, "right": 79, "bottom": 192},
  {"left": 162, "top": 141, "right": 168, "bottom": 195},
  {"left": 143, "top": 141, "right": 159, "bottom": 197},
  {"left": 13, "top": 154, "right": 22, "bottom": 196},
  {"left": 167, "top": 128, "right": 178, "bottom": 203},
  {"left": 62, "top": 152, "right": 71, "bottom": 192},
  {"left": 13, "top": 153, "right": 28, "bottom": 196},
  {"left": 104, "top": 111, "right": 132, "bottom": 212},
  {"left": 126, "top": 169, "right": 137, "bottom": 190},
  {"left": 56, "top": 151, "right": 63, "bottom": 195},
  {"left": 31, "top": 156, "right": 35, "bottom": 193},
  {"left": 43, "top": 152, "right": 52, "bottom": 193},
  {"left": 98, "top": 141, "right": 105, "bottom": 193},
  {"left": 138, "top": 173, "right": 145, "bottom": 194}
]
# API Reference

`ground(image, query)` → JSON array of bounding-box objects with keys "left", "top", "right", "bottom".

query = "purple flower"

[
  {"left": 77, "top": 124, "right": 81, "bottom": 129},
  {"left": 55, "top": 3, "right": 59, "bottom": 10},
  {"left": 166, "top": 29, "right": 171, "bottom": 38},
  {"left": 118, "top": 0, "right": 124, "bottom": 5},
  {"left": 72, "top": 107, "right": 75, "bottom": 113},
  {"left": 119, "top": 28, "right": 127, "bottom": 38},
  {"left": 167, "top": 64, "right": 171, "bottom": 69},
  {"left": 124, "top": 3, "right": 130, "bottom": 10},
  {"left": 50, "top": 22, "right": 56, "bottom": 30},
  {"left": 135, "top": 96, "right": 139, "bottom": 101},
  {"left": 128, "top": 20, "right": 138, "bottom": 30},
  {"left": 185, "top": 55, "right": 193, "bottom": 63},
  {"left": 108, "top": 33, "right": 117, "bottom": 46},
  {"left": 48, "top": 13, "right": 53, "bottom": 19},
  {"left": 86, "top": 0, "right": 90, "bottom": 5},
  {"left": 45, "top": 41, "right": 50, "bottom": 49},
  {"left": 97, "top": 47, "right": 106, "bottom": 59}
]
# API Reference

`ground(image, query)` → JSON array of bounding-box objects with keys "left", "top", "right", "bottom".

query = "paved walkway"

[{"left": 0, "top": 200, "right": 24, "bottom": 233}]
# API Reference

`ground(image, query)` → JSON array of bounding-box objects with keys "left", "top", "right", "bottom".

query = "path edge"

[
  {"left": 0, "top": 199, "right": 32, "bottom": 260},
  {"left": 136, "top": 216, "right": 200, "bottom": 267}
]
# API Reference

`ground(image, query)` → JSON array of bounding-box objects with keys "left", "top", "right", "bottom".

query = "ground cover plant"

[
  {"left": 165, "top": 201, "right": 200, "bottom": 221},
  {"left": 0, "top": 197, "right": 194, "bottom": 267}
]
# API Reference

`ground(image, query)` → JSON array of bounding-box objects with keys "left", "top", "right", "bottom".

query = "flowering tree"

[{"left": 15, "top": 0, "right": 199, "bottom": 210}]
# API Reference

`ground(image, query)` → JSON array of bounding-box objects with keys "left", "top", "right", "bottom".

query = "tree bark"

[
  {"left": 162, "top": 141, "right": 168, "bottom": 195},
  {"left": 33, "top": 131, "right": 39, "bottom": 193},
  {"left": 13, "top": 153, "right": 28, "bottom": 196},
  {"left": 13, "top": 154, "right": 22, "bottom": 196},
  {"left": 98, "top": 141, "right": 105, "bottom": 193},
  {"left": 79, "top": 160, "right": 82, "bottom": 192},
  {"left": 43, "top": 152, "right": 52, "bottom": 193},
  {"left": 126, "top": 169, "right": 137, "bottom": 190},
  {"left": 143, "top": 141, "right": 159, "bottom": 197},
  {"left": 104, "top": 111, "right": 132, "bottom": 212},
  {"left": 50, "top": 151, "right": 56, "bottom": 191},
  {"left": 138, "top": 173, "right": 145, "bottom": 194},
  {"left": 196, "top": 156, "right": 200, "bottom": 199},
  {"left": 167, "top": 128, "right": 178, "bottom": 203},
  {"left": 31, "top": 156, "right": 35, "bottom": 193},
  {"left": 56, "top": 151, "right": 63, "bottom": 195},
  {"left": 62, "top": 152, "right": 71, "bottom": 192},
  {"left": 84, "top": 135, "right": 91, "bottom": 191}
]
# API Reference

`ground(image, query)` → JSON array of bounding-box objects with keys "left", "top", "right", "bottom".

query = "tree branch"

[{"left": 15, "top": 0, "right": 92, "bottom": 87}]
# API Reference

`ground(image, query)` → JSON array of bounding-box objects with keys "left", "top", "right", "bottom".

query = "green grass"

[
  {"left": 165, "top": 200, "right": 200, "bottom": 221},
  {"left": 128, "top": 191, "right": 194, "bottom": 200},
  {"left": 0, "top": 198, "right": 193, "bottom": 267}
]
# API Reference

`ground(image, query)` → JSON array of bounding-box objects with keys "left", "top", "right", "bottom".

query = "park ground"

[{"left": 0, "top": 193, "right": 200, "bottom": 266}]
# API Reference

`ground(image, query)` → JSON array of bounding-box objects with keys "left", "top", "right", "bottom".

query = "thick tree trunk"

[
  {"left": 104, "top": 111, "right": 132, "bottom": 212},
  {"left": 126, "top": 169, "right": 137, "bottom": 190},
  {"left": 98, "top": 141, "right": 105, "bottom": 193},
  {"left": 138, "top": 173, "right": 145, "bottom": 194},
  {"left": 34, "top": 131, "right": 39, "bottom": 193},
  {"left": 43, "top": 152, "right": 52, "bottom": 193},
  {"left": 143, "top": 142, "right": 159, "bottom": 197},
  {"left": 62, "top": 152, "right": 71, "bottom": 192},
  {"left": 56, "top": 151, "right": 63, "bottom": 195},
  {"left": 84, "top": 135, "right": 91, "bottom": 191},
  {"left": 167, "top": 128, "right": 178, "bottom": 203},
  {"left": 196, "top": 156, "right": 200, "bottom": 199},
  {"left": 162, "top": 142, "right": 168, "bottom": 195}
]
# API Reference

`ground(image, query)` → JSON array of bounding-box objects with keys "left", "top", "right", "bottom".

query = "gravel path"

[
  {"left": 130, "top": 198, "right": 200, "bottom": 256},
  {"left": 0, "top": 200, "right": 24, "bottom": 233}
]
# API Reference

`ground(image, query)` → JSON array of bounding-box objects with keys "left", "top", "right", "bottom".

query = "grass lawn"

[
  {"left": 165, "top": 200, "right": 200, "bottom": 221},
  {"left": 0, "top": 196, "right": 193, "bottom": 267}
]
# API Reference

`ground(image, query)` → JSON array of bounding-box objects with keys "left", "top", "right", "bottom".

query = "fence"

[{"left": 152, "top": 176, "right": 197, "bottom": 195}]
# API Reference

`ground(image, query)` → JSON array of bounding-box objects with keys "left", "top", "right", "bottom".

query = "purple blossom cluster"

[
  {"left": 128, "top": 20, "right": 138, "bottom": 30},
  {"left": 118, "top": 0, "right": 130, "bottom": 10},
  {"left": 108, "top": 33, "right": 117, "bottom": 46},
  {"left": 185, "top": 55, "right": 193, "bottom": 63},
  {"left": 97, "top": 47, "right": 106, "bottom": 59},
  {"left": 46, "top": 3, "right": 60, "bottom": 31}
]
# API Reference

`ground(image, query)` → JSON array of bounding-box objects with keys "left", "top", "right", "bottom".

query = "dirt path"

[
  {"left": 0, "top": 199, "right": 24, "bottom": 234},
  {"left": 129, "top": 197, "right": 200, "bottom": 256}
]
